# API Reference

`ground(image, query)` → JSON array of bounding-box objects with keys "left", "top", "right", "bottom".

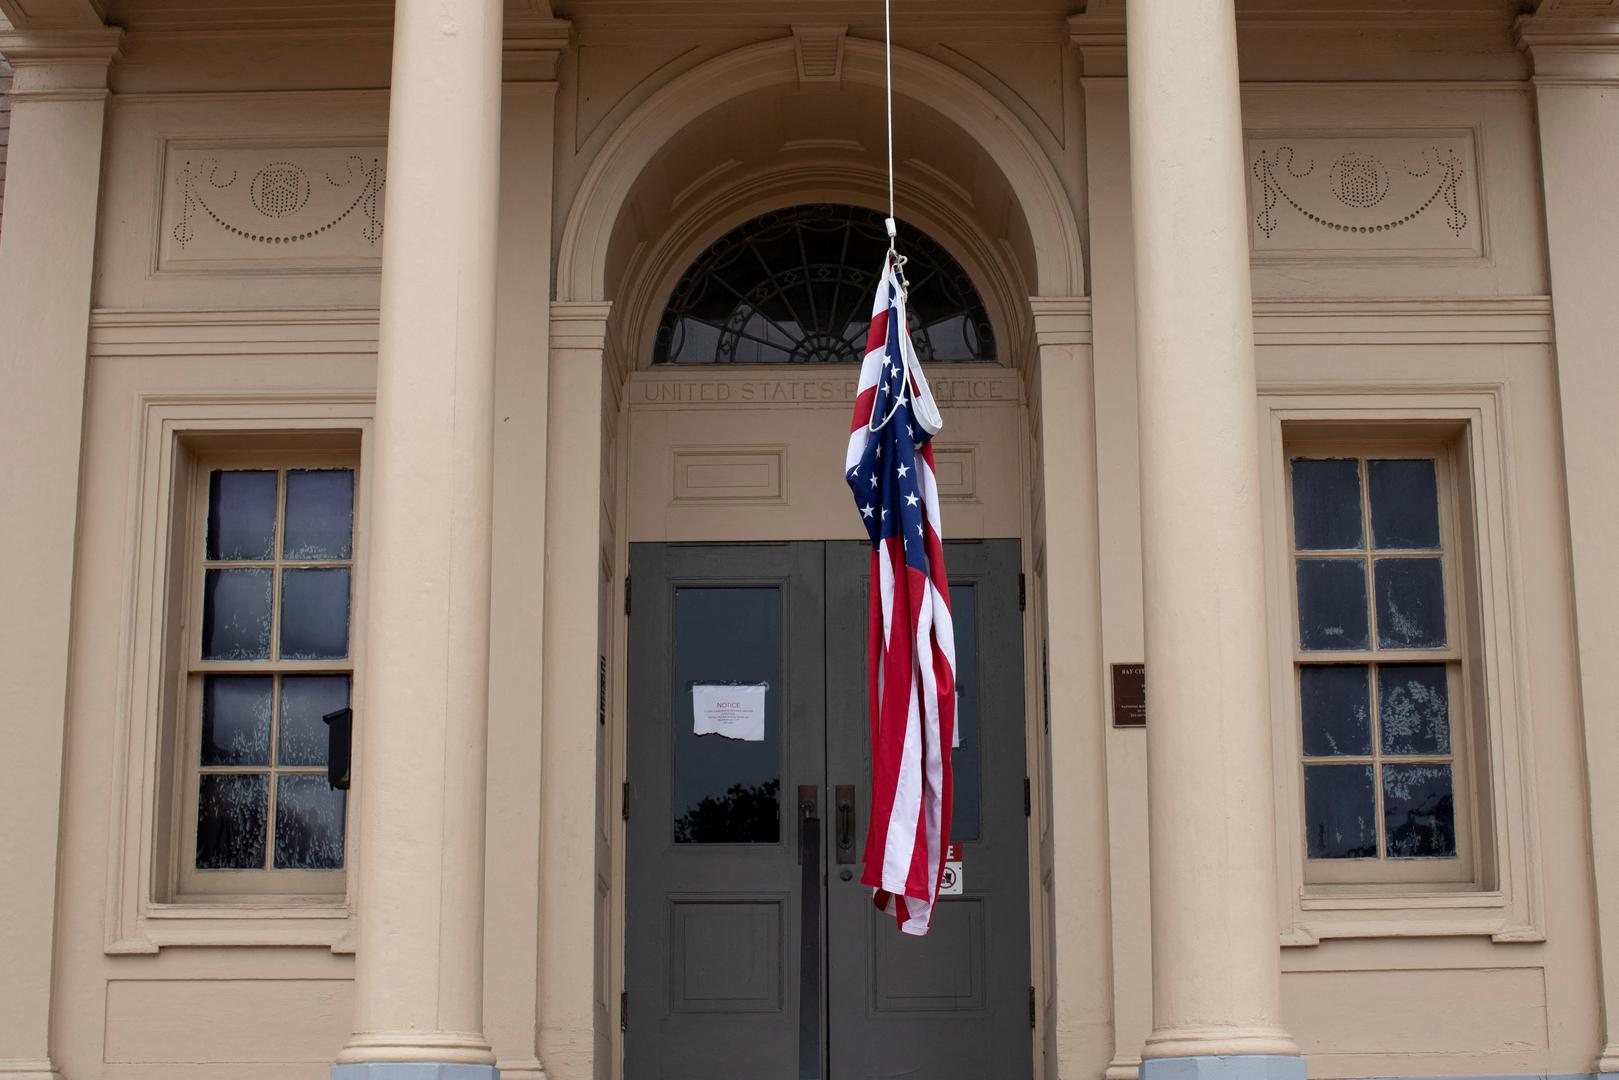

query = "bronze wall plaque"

[{"left": 1111, "top": 663, "right": 1146, "bottom": 728}]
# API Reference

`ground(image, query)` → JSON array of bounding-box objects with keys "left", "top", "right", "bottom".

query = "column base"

[
  {"left": 0, "top": 1061, "right": 64, "bottom": 1080},
  {"left": 333, "top": 1066, "right": 498, "bottom": 1080},
  {"left": 1141, "top": 1056, "right": 1305, "bottom": 1080}
]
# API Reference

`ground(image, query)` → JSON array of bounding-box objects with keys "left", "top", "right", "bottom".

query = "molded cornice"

[
  {"left": 502, "top": 15, "right": 571, "bottom": 83},
  {"left": 1071, "top": 0, "right": 1528, "bottom": 81},
  {"left": 1516, "top": 1, "right": 1619, "bottom": 82},
  {"left": 0, "top": 24, "right": 120, "bottom": 95},
  {"left": 0, "top": 0, "right": 105, "bottom": 33},
  {"left": 1067, "top": 7, "right": 1126, "bottom": 79}
]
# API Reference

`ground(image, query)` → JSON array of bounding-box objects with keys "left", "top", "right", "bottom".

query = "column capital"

[
  {"left": 1069, "top": 4, "right": 1127, "bottom": 80},
  {"left": 1516, "top": 2, "right": 1619, "bottom": 83},
  {"left": 1030, "top": 297, "right": 1095, "bottom": 347},
  {"left": 0, "top": 26, "right": 121, "bottom": 98},
  {"left": 502, "top": 16, "right": 571, "bottom": 83},
  {"left": 549, "top": 301, "right": 613, "bottom": 350}
]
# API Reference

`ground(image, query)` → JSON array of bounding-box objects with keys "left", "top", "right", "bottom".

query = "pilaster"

[
  {"left": 1029, "top": 300, "right": 1116, "bottom": 1080},
  {"left": 483, "top": 20, "right": 571, "bottom": 1080},
  {"left": 1516, "top": 6, "right": 1619, "bottom": 1073},
  {"left": 0, "top": 26, "right": 120, "bottom": 1080},
  {"left": 1069, "top": 17, "right": 1152, "bottom": 1080},
  {"left": 537, "top": 302, "right": 614, "bottom": 1078}
]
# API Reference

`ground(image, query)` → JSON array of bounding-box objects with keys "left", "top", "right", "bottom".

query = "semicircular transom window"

[{"left": 655, "top": 203, "right": 996, "bottom": 365}]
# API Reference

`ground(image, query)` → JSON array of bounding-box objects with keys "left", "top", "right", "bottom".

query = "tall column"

[
  {"left": 0, "top": 27, "right": 120, "bottom": 1080},
  {"left": 1123, "top": 4, "right": 1301, "bottom": 1080},
  {"left": 1517, "top": 12, "right": 1619, "bottom": 1075},
  {"left": 334, "top": 1, "right": 504, "bottom": 1076}
]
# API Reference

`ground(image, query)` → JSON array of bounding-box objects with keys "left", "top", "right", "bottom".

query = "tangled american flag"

[{"left": 844, "top": 251, "right": 957, "bottom": 936}]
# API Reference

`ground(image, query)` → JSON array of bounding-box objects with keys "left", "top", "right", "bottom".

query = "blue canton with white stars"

[{"left": 848, "top": 283, "right": 934, "bottom": 574}]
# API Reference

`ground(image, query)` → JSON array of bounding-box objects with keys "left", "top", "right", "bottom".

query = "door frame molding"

[{"left": 600, "top": 353, "right": 1062, "bottom": 1079}]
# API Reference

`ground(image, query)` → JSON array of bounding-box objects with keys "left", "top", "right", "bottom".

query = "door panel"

[
  {"left": 825, "top": 540, "right": 1032, "bottom": 1080},
  {"left": 625, "top": 543, "right": 826, "bottom": 1080},
  {"left": 626, "top": 540, "right": 1030, "bottom": 1079}
]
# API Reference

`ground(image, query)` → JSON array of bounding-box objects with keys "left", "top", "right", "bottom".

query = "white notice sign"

[
  {"left": 692, "top": 683, "right": 768, "bottom": 742},
  {"left": 939, "top": 842, "right": 964, "bottom": 896}
]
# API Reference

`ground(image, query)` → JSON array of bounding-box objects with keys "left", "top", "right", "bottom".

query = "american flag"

[{"left": 845, "top": 252, "right": 957, "bottom": 937}]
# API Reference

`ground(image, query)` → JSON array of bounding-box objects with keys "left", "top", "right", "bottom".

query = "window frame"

[
  {"left": 106, "top": 396, "right": 372, "bottom": 954},
  {"left": 173, "top": 450, "right": 358, "bottom": 901},
  {"left": 1259, "top": 388, "right": 1543, "bottom": 945},
  {"left": 1283, "top": 436, "right": 1477, "bottom": 888}
]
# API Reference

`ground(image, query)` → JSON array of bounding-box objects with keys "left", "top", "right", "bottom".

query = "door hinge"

[
  {"left": 1018, "top": 572, "right": 1026, "bottom": 611},
  {"left": 1024, "top": 777, "right": 1031, "bottom": 817},
  {"left": 622, "top": 781, "right": 630, "bottom": 821},
  {"left": 1029, "top": 985, "right": 1037, "bottom": 1028},
  {"left": 620, "top": 990, "right": 628, "bottom": 1032},
  {"left": 624, "top": 576, "right": 632, "bottom": 615}
]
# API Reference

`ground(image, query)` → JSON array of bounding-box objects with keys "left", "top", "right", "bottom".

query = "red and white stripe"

[{"left": 847, "top": 256, "right": 956, "bottom": 936}]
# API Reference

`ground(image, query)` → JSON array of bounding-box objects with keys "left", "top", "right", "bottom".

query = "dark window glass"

[
  {"left": 201, "top": 568, "right": 274, "bottom": 660},
  {"left": 279, "top": 675, "right": 351, "bottom": 767},
  {"left": 280, "top": 568, "right": 351, "bottom": 660},
  {"left": 673, "top": 587, "right": 782, "bottom": 843},
  {"left": 1303, "top": 764, "right": 1377, "bottom": 859},
  {"left": 1368, "top": 459, "right": 1441, "bottom": 550},
  {"left": 283, "top": 469, "right": 355, "bottom": 560},
  {"left": 1378, "top": 665, "right": 1451, "bottom": 755},
  {"left": 1299, "top": 665, "right": 1372, "bottom": 757},
  {"left": 1296, "top": 558, "right": 1369, "bottom": 651},
  {"left": 273, "top": 775, "right": 347, "bottom": 869},
  {"left": 201, "top": 675, "right": 273, "bottom": 766},
  {"left": 1383, "top": 764, "right": 1456, "bottom": 858},
  {"left": 1291, "top": 459, "right": 1363, "bottom": 550},
  {"left": 196, "top": 773, "right": 269, "bottom": 869},
  {"left": 1373, "top": 557, "right": 1446, "bottom": 649},
  {"left": 206, "top": 470, "right": 278, "bottom": 561},
  {"left": 656, "top": 204, "right": 995, "bottom": 365},
  {"left": 949, "top": 583, "right": 980, "bottom": 841}
]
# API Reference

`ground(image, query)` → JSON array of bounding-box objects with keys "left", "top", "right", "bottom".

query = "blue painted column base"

[
  {"left": 1142, "top": 1055, "right": 1307, "bottom": 1080},
  {"left": 331, "top": 1065, "right": 498, "bottom": 1080}
]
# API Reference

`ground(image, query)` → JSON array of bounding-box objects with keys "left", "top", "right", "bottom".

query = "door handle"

[
  {"left": 796, "top": 785, "right": 823, "bottom": 1080},
  {"left": 835, "top": 785, "right": 856, "bottom": 864},
  {"left": 798, "top": 785, "right": 819, "bottom": 865}
]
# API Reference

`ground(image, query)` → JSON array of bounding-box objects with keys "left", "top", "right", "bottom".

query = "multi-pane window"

[
  {"left": 1287, "top": 449, "right": 1472, "bottom": 884},
  {"left": 180, "top": 460, "right": 356, "bottom": 892}
]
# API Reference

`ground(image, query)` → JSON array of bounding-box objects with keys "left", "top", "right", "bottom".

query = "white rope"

[
  {"left": 884, "top": 0, "right": 895, "bottom": 227},
  {"left": 882, "top": 0, "right": 908, "bottom": 295},
  {"left": 868, "top": 0, "right": 914, "bottom": 436}
]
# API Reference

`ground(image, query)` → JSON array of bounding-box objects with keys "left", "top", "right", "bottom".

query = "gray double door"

[{"left": 625, "top": 540, "right": 1031, "bottom": 1080}]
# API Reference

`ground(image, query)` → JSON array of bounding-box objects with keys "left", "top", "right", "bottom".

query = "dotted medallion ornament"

[
  {"left": 250, "top": 162, "right": 312, "bottom": 218},
  {"left": 1328, "top": 152, "right": 1390, "bottom": 209}
]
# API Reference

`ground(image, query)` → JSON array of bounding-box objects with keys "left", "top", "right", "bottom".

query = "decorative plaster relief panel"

[
  {"left": 1247, "top": 133, "right": 1481, "bottom": 259},
  {"left": 157, "top": 143, "right": 386, "bottom": 274}
]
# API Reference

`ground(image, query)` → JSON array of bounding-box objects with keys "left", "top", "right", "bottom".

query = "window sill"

[
  {"left": 108, "top": 899, "right": 354, "bottom": 954},
  {"left": 1284, "top": 888, "right": 1542, "bottom": 945}
]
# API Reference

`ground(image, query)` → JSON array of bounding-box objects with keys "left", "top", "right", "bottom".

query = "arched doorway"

[
  {"left": 621, "top": 204, "right": 1030, "bottom": 1079},
  {"left": 536, "top": 35, "right": 1095, "bottom": 1080}
]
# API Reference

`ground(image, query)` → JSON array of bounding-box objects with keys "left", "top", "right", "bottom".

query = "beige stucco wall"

[{"left": 5, "top": 3, "right": 1611, "bottom": 1078}]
